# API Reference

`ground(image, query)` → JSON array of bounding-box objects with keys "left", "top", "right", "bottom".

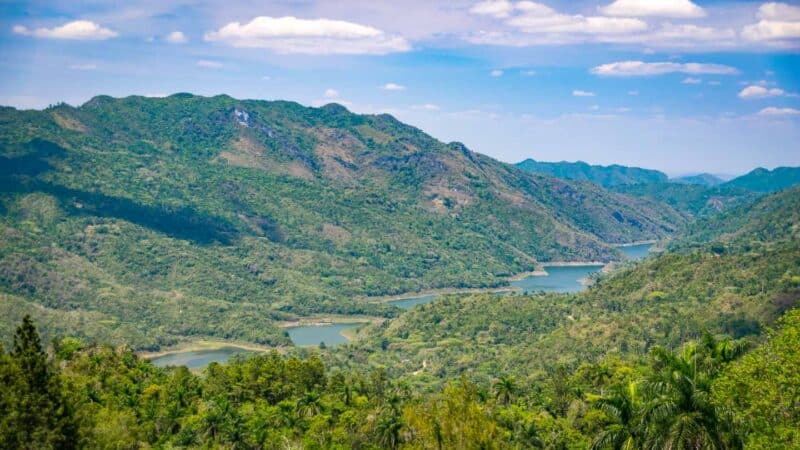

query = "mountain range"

[{"left": 0, "top": 94, "right": 685, "bottom": 350}]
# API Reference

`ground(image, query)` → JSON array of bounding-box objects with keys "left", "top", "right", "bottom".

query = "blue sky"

[{"left": 1, "top": 0, "right": 799, "bottom": 175}]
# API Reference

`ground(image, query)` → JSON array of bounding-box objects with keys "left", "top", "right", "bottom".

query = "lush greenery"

[
  {"left": 2, "top": 308, "right": 798, "bottom": 448},
  {"left": 0, "top": 95, "right": 686, "bottom": 350},
  {"left": 515, "top": 158, "right": 668, "bottom": 187},
  {"left": 722, "top": 166, "right": 800, "bottom": 192},
  {"left": 611, "top": 182, "right": 756, "bottom": 217}
]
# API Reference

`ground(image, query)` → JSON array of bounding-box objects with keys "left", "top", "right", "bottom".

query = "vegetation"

[
  {"left": 515, "top": 158, "right": 668, "bottom": 187},
  {"left": 722, "top": 166, "right": 800, "bottom": 192},
  {"left": 671, "top": 173, "right": 725, "bottom": 187},
  {"left": 2, "top": 309, "right": 797, "bottom": 448},
  {"left": 611, "top": 183, "right": 756, "bottom": 217},
  {"left": 1, "top": 94, "right": 685, "bottom": 350}
]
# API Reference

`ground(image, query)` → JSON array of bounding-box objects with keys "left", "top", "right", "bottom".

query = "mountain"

[
  {"left": 0, "top": 94, "right": 686, "bottom": 350},
  {"left": 723, "top": 166, "right": 800, "bottom": 192},
  {"left": 612, "top": 182, "right": 757, "bottom": 217},
  {"left": 671, "top": 173, "right": 725, "bottom": 186},
  {"left": 515, "top": 158, "right": 668, "bottom": 187},
  {"left": 332, "top": 187, "right": 800, "bottom": 381}
]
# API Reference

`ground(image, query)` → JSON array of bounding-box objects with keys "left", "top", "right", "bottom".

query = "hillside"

[
  {"left": 515, "top": 158, "right": 668, "bottom": 187},
  {"left": 671, "top": 173, "right": 725, "bottom": 186},
  {"left": 0, "top": 94, "right": 685, "bottom": 350},
  {"left": 723, "top": 166, "right": 800, "bottom": 192},
  {"left": 329, "top": 187, "right": 800, "bottom": 383},
  {"left": 612, "top": 182, "right": 757, "bottom": 216}
]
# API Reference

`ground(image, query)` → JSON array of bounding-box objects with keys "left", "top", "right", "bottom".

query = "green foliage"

[
  {"left": 516, "top": 158, "right": 668, "bottom": 187},
  {"left": 723, "top": 166, "right": 800, "bottom": 192}
]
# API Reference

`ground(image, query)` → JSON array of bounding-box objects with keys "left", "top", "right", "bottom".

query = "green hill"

[
  {"left": 671, "top": 173, "right": 725, "bottom": 186},
  {"left": 0, "top": 94, "right": 685, "bottom": 350},
  {"left": 515, "top": 158, "right": 668, "bottom": 187},
  {"left": 330, "top": 187, "right": 800, "bottom": 383},
  {"left": 723, "top": 166, "right": 800, "bottom": 192},
  {"left": 611, "top": 182, "right": 757, "bottom": 217}
]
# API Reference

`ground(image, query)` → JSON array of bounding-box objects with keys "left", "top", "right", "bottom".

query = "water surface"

[
  {"left": 388, "top": 295, "right": 437, "bottom": 309},
  {"left": 619, "top": 243, "right": 653, "bottom": 260},
  {"left": 287, "top": 323, "right": 364, "bottom": 346},
  {"left": 150, "top": 347, "right": 254, "bottom": 369},
  {"left": 510, "top": 265, "right": 604, "bottom": 294}
]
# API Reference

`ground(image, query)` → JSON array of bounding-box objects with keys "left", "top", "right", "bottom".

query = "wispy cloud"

[
  {"left": 599, "top": 0, "right": 706, "bottom": 18},
  {"left": 165, "top": 31, "right": 188, "bottom": 44},
  {"left": 591, "top": 61, "right": 738, "bottom": 77},
  {"left": 13, "top": 20, "right": 117, "bottom": 40},
  {"left": 490, "top": 69, "right": 504, "bottom": 77},
  {"left": 758, "top": 107, "right": 800, "bottom": 116},
  {"left": 682, "top": 77, "right": 702, "bottom": 84},
  {"left": 324, "top": 88, "right": 339, "bottom": 98},
  {"left": 69, "top": 63, "right": 97, "bottom": 70},
  {"left": 196, "top": 60, "right": 223, "bottom": 69},
  {"left": 739, "top": 85, "right": 785, "bottom": 99},
  {"left": 573, "top": 90, "right": 596, "bottom": 97},
  {"left": 382, "top": 83, "right": 406, "bottom": 91}
]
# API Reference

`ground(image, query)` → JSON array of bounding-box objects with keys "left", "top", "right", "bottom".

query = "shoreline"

[
  {"left": 139, "top": 339, "right": 277, "bottom": 360},
  {"left": 278, "top": 314, "right": 383, "bottom": 328},
  {"left": 372, "top": 285, "right": 519, "bottom": 304},
  {"left": 612, "top": 240, "right": 658, "bottom": 247}
]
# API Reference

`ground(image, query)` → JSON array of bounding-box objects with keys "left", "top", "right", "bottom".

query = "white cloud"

[
  {"left": 196, "top": 60, "right": 223, "bottom": 69},
  {"left": 165, "top": 31, "right": 188, "bottom": 44},
  {"left": 591, "top": 61, "right": 738, "bottom": 77},
  {"left": 628, "top": 90, "right": 639, "bottom": 95},
  {"left": 521, "top": 70, "right": 537, "bottom": 76},
  {"left": 490, "top": 69, "right": 504, "bottom": 77},
  {"left": 682, "top": 77, "right": 702, "bottom": 84},
  {"left": 599, "top": 0, "right": 705, "bottom": 18},
  {"left": 708, "top": 80, "right": 721, "bottom": 86},
  {"left": 742, "top": 3, "right": 800, "bottom": 44},
  {"left": 69, "top": 63, "right": 97, "bottom": 70},
  {"left": 470, "top": 0, "right": 514, "bottom": 18},
  {"left": 382, "top": 83, "right": 405, "bottom": 91},
  {"left": 412, "top": 103, "right": 440, "bottom": 111},
  {"left": 738, "top": 85, "right": 785, "bottom": 99},
  {"left": 758, "top": 106, "right": 800, "bottom": 116},
  {"left": 324, "top": 88, "right": 339, "bottom": 98},
  {"left": 573, "top": 90, "right": 595, "bottom": 97},
  {"left": 507, "top": 3, "right": 647, "bottom": 35},
  {"left": 13, "top": 20, "right": 117, "bottom": 40},
  {"left": 204, "top": 16, "right": 410, "bottom": 55}
]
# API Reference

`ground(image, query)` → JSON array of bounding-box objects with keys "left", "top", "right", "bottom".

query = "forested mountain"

[
  {"left": 611, "top": 182, "right": 757, "bottom": 217},
  {"left": 0, "top": 94, "right": 685, "bottom": 350},
  {"left": 671, "top": 173, "right": 725, "bottom": 186},
  {"left": 515, "top": 158, "right": 669, "bottom": 187},
  {"left": 723, "top": 166, "right": 800, "bottom": 192},
  {"left": 329, "top": 187, "right": 800, "bottom": 382}
]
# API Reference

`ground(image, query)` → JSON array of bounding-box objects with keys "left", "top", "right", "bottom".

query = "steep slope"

[
  {"left": 612, "top": 182, "right": 757, "bottom": 217},
  {"left": 516, "top": 158, "right": 668, "bottom": 187},
  {"left": 671, "top": 173, "right": 725, "bottom": 186},
  {"left": 0, "top": 94, "right": 685, "bottom": 349},
  {"left": 723, "top": 166, "right": 800, "bottom": 192},
  {"left": 331, "top": 187, "right": 800, "bottom": 382}
]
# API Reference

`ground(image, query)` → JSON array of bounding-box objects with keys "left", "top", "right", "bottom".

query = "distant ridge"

[
  {"left": 723, "top": 166, "right": 800, "bottom": 192},
  {"left": 515, "top": 158, "right": 668, "bottom": 188},
  {"left": 671, "top": 173, "right": 725, "bottom": 187}
]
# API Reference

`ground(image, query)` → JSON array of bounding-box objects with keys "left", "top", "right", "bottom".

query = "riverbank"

[
  {"left": 139, "top": 339, "right": 276, "bottom": 360},
  {"left": 612, "top": 239, "right": 658, "bottom": 247},
  {"left": 277, "top": 314, "right": 384, "bottom": 328}
]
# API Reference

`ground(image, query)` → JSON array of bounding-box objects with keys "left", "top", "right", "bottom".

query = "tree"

[
  {"left": 0, "top": 315, "right": 78, "bottom": 449},
  {"left": 591, "top": 382, "right": 642, "bottom": 450},
  {"left": 494, "top": 375, "right": 516, "bottom": 405}
]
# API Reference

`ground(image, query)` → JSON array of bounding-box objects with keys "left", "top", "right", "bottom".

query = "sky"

[{"left": 1, "top": 0, "right": 799, "bottom": 176}]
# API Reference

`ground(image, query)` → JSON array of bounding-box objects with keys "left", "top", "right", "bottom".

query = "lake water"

[
  {"left": 287, "top": 323, "right": 364, "bottom": 346},
  {"left": 510, "top": 265, "right": 604, "bottom": 293},
  {"left": 150, "top": 347, "right": 254, "bottom": 369},
  {"left": 388, "top": 295, "right": 437, "bottom": 309},
  {"left": 619, "top": 243, "right": 653, "bottom": 260}
]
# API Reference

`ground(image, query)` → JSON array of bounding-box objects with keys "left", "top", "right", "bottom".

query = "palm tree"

[
  {"left": 591, "top": 382, "right": 642, "bottom": 450},
  {"left": 494, "top": 375, "right": 516, "bottom": 405},
  {"left": 642, "top": 345, "right": 726, "bottom": 449},
  {"left": 296, "top": 391, "right": 322, "bottom": 418},
  {"left": 375, "top": 411, "right": 403, "bottom": 450}
]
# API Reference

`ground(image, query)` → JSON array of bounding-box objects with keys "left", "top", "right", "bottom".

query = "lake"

[
  {"left": 149, "top": 347, "right": 254, "bottom": 369},
  {"left": 287, "top": 322, "right": 364, "bottom": 346},
  {"left": 619, "top": 243, "right": 653, "bottom": 260},
  {"left": 510, "top": 265, "right": 604, "bottom": 293},
  {"left": 388, "top": 294, "right": 437, "bottom": 309}
]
